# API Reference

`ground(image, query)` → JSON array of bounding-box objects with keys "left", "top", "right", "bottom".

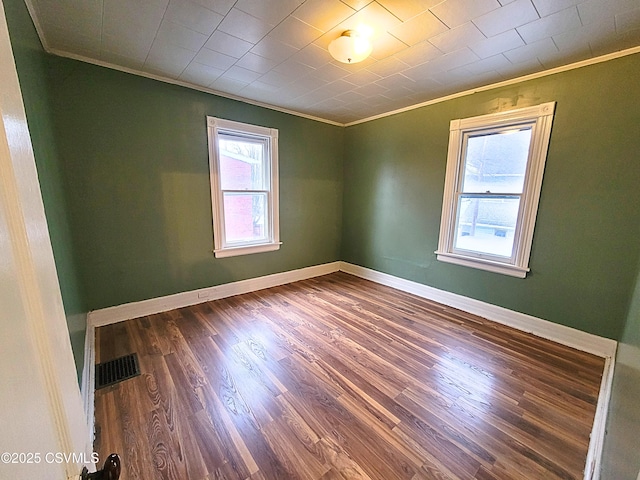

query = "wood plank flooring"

[{"left": 94, "top": 272, "right": 604, "bottom": 480}]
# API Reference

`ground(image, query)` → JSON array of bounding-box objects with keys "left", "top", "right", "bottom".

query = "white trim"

[
  {"left": 0, "top": 2, "right": 91, "bottom": 476},
  {"left": 207, "top": 116, "right": 280, "bottom": 258},
  {"left": 584, "top": 353, "right": 616, "bottom": 480},
  {"left": 89, "top": 259, "right": 618, "bottom": 356},
  {"left": 345, "top": 46, "right": 640, "bottom": 127},
  {"left": 80, "top": 318, "right": 95, "bottom": 460},
  {"left": 88, "top": 262, "right": 341, "bottom": 327},
  {"left": 339, "top": 262, "right": 616, "bottom": 358},
  {"left": 43, "top": 48, "right": 344, "bottom": 127},
  {"left": 47, "top": 45, "right": 640, "bottom": 129},
  {"left": 207, "top": 116, "right": 276, "bottom": 136},
  {"left": 19, "top": 0, "right": 640, "bottom": 128},
  {"left": 435, "top": 251, "right": 529, "bottom": 278},
  {"left": 21, "top": 0, "right": 49, "bottom": 51},
  {"left": 436, "top": 102, "right": 555, "bottom": 277},
  {"left": 453, "top": 101, "right": 556, "bottom": 128},
  {"left": 86, "top": 260, "right": 616, "bottom": 480},
  {"left": 338, "top": 262, "right": 616, "bottom": 480},
  {"left": 91, "top": 259, "right": 617, "bottom": 356},
  {"left": 213, "top": 241, "right": 282, "bottom": 258}
]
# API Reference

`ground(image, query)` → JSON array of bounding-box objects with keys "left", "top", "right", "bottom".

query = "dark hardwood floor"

[{"left": 94, "top": 272, "right": 604, "bottom": 480}]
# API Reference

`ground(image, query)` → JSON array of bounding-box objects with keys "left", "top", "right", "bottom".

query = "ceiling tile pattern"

[{"left": 27, "top": 0, "right": 640, "bottom": 124}]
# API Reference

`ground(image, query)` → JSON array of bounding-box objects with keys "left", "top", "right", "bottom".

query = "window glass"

[
  {"left": 219, "top": 135, "right": 266, "bottom": 191},
  {"left": 461, "top": 128, "right": 531, "bottom": 194},
  {"left": 223, "top": 193, "right": 267, "bottom": 244},
  {"left": 453, "top": 196, "right": 520, "bottom": 257}
]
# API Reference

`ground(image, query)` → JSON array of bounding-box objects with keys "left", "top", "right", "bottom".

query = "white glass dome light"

[{"left": 328, "top": 30, "right": 373, "bottom": 64}]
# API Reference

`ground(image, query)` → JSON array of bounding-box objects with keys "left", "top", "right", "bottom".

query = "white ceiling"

[{"left": 25, "top": 0, "right": 640, "bottom": 124}]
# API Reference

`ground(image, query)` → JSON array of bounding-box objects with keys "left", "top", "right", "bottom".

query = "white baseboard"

[
  {"left": 85, "top": 260, "right": 617, "bottom": 480},
  {"left": 88, "top": 262, "right": 341, "bottom": 327},
  {"left": 91, "top": 260, "right": 617, "bottom": 358},
  {"left": 339, "top": 262, "right": 617, "bottom": 358},
  {"left": 338, "top": 261, "right": 617, "bottom": 480},
  {"left": 585, "top": 354, "right": 616, "bottom": 480},
  {"left": 84, "top": 261, "right": 339, "bottom": 464}
]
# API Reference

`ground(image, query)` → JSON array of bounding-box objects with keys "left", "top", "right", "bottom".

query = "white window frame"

[
  {"left": 207, "top": 116, "right": 280, "bottom": 258},
  {"left": 435, "top": 102, "right": 556, "bottom": 278}
]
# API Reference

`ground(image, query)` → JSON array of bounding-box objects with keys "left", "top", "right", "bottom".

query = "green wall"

[
  {"left": 45, "top": 58, "right": 344, "bottom": 311},
  {"left": 4, "top": 0, "right": 87, "bottom": 377},
  {"left": 342, "top": 53, "right": 640, "bottom": 340}
]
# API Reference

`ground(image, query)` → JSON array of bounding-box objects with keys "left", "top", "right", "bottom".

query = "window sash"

[
  {"left": 450, "top": 122, "right": 534, "bottom": 264},
  {"left": 221, "top": 192, "right": 270, "bottom": 246},
  {"left": 216, "top": 135, "right": 273, "bottom": 249},
  {"left": 451, "top": 193, "right": 523, "bottom": 263},
  {"left": 458, "top": 124, "right": 533, "bottom": 195},
  {"left": 218, "top": 132, "right": 269, "bottom": 191}
]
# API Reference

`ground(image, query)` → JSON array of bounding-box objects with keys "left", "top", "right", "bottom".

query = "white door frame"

[{"left": 0, "top": 1, "right": 91, "bottom": 478}]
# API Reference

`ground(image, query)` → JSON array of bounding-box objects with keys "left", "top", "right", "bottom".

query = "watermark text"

[{"left": 1, "top": 452, "right": 99, "bottom": 464}]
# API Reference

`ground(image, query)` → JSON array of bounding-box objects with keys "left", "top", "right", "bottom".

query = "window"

[
  {"left": 207, "top": 117, "right": 280, "bottom": 258},
  {"left": 436, "top": 102, "right": 555, "bottom": 277}
]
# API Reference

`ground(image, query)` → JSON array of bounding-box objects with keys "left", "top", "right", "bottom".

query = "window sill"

[
  {"left": 435, "top": 251, "right": 529, "bottom": 278},
  {"left": 214, "top": 242, "right": 282, "bottom": 258}
]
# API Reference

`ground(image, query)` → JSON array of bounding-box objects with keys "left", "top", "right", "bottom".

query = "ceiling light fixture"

[{"left": 328, "top": 30, "right": 372, "bottom": 64}]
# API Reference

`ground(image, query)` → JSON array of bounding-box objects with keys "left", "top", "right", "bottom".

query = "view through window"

[
  {"left": 454, "top": 127, "right": 532, "bottom": 258},
  {"left": 219, "top": 135, "right": 268, "bottom": 245}
]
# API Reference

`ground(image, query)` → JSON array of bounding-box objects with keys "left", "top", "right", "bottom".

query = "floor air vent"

[{"left": 95, "top": 353, "right": 141, "bottom": 389}]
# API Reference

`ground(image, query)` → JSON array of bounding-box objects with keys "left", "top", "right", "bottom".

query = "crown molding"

[
  {"left": 20, "top": 0, "right": 640, "bottom": 128},
  {"left": 46, "top": 47, "right": 345, "bottom": 127},
  {"left": 345, "top": 45, "right": 640, "bottom": 126}
]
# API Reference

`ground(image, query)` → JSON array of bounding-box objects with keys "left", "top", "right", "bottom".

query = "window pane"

[
  {"left": 219, "top": 136, "right": 265, "bottom": 190},
  {"left": 461, "top": 128, "right": 532, "bottom": 194},
  {"left": 454, "top": 196, "right": 520, "bottom": 258},
  {"left": 223, "top": 193, "right": 267, "bottom": 244}
]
